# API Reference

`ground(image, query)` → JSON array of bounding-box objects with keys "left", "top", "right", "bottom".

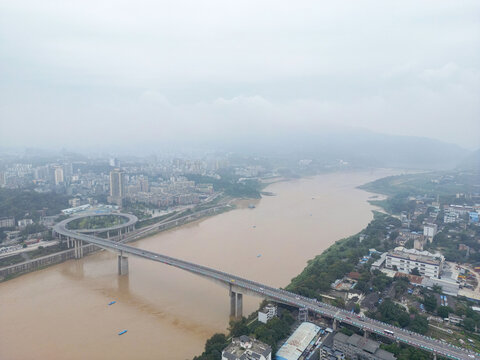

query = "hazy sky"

[{"left": 1, "top": 0, "right": 479, "bottom": 151}]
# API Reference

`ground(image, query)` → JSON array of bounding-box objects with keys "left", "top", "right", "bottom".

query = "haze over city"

[
  {"left": 1, "top": 2, "right": 480, "bottom": 360},
  {"left": 1, "top": 0, "right": 479, "bottom": 152}
]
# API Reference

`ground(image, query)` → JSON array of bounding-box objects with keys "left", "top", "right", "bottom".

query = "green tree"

[
  {"left": 422, "top": 294, "right": 437, "bottom": 312},
  {"left": 332, "top": 297, "right": 345, "bottom": 308},
  {"left": 381, "top": 342, "right": 430, "bottom": 360},
  {"left": 372, "top": 272, "right": 393, "bottom": 292},
  {"left": 437, "top": 306, "right": 453, "bottom": 319},
  {"left": 394, "top": 278, "right": 409, "bottom": 299},
  {"left": 193, "top": 333, "right": 227, "bottom": 360},
  {"left": 228, "top": 318, "right": 249, "bottom": 337},
  {"left": 464, "top": 318, "right": 476, "bottom": 332},
  {"left": 376, "top": 299, "right": 411, "bottom": 328},
  {"left": 409, "top": 315, "right": 429, "bottom": 334},
  {"left": 410, "top": 267, "right": 421, "bottom": 276},
  {"left": 20, "top": 223, "right": 47, "bottom": 236},
  {"left": 354, "top": 303, "right": 361, "bottom": 314}
]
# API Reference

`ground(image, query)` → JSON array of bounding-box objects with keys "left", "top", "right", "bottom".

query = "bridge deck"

[{"left": 53, "top": 218, "right": 479, "bottom": 360}]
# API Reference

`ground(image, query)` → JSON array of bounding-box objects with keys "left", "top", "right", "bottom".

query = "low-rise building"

[
  {"left": 423, "top": 223, "right": 438, "bottom": 241},
  {"left": 320, "top": 332, "right": 345, "bottom": 360},
  {"left": 398, "top": 229, "right": 422, "bottom": 241},
  {"left": 445, "top": 204, "right": 473, "bottom": 216},
  {"left": 61, "top": 204, "right": 91, "bottom": 215},
  {"left": 0, "top": 217, "right": 15, "bottom": 228},
  {"left": 422, "top": 276, "right": 459, "bottom": 297},
  {"left": 222, "top": 335, "right": 271, "bottom": 360},
  {"left": 68, "top": 197, "right": 86, "bottom": 207},
  {"left": 469, "top": 212, "right": 479, "bottom": 223},
  {"left": 276, "top": 322, "right": 320, "bottom": 360},
  {"left": 385, "top": 247, "right": 443, "bottom": 279},
  {"left": 333, "top": 333, "right": 396, "bottom": 360},
  {"left": 371, "top": 252, "right": 387, "bottom": 271},
  {"left": 17, "top": 218, "right": 33, "bottom": 228},
  {"left": 258, "top": 303, "right": 277, "bottom": 324},
  {"left": 444, "top": 211, "right": 459, "bottom": 224}
]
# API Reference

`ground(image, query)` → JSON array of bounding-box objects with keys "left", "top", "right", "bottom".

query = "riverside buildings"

[
  {"left": 258, "top": 303, "right": 277, "bottom": 324},
  {"left": 276, "top": 322, "right": 321, "bottom": 360},
  {"left": 385, "top": 247, "right": 443, "bottom": 279},
  {"left": 222, "top": 336, "right": 271, "bottom": 360},
  {"left": 332, "top": 333, "right": 396, "bottom": 360}
]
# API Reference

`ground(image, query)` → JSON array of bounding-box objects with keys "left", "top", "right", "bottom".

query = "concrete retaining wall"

[{"left": 0, "top": 243, "right": 99, "bottom": 279}]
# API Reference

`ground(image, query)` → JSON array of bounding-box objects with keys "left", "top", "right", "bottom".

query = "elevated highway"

[
  {"left": 53, "top": 217, "right": 478, "bottom": 360},
  {"left": 67, "top": 213, "right": 137, "bottom": 234}
]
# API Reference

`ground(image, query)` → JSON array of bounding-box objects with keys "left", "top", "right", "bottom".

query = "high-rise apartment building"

[
  {"left": 54, "top": 166, "right": 64, "bottom": 185},
  {"left": 109, "top": 169, "right": 125, "bottom": 205}
]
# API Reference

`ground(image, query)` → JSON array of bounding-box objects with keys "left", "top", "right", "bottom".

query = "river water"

[{"left": 0, "top": 170, "right": 398, "bottom": 360}]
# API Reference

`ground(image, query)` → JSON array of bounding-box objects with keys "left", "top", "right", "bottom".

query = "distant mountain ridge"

[
  {"left": 456, "top": 148, "right": 480, "bottom": 172},
  {"left": 217, "top": 129, "right": 471, "bottom": 170}
]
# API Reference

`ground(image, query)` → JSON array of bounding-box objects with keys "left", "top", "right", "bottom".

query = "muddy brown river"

[{"left": 0, "top": 170, "right": 400, "bottom": 360}]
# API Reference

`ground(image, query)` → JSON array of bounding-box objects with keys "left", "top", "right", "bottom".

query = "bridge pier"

[
  {"left": 118, "top": 253, "right": 129, "bottom": 275},
  {"left": 333, "top": 319, "right": 338, "bottom": 331},
  {"left": 229, "top": 290, "right": 243, "bottom": 319},
  {"left": 74, "top": 239, "right": 83, "bottom": 259}
]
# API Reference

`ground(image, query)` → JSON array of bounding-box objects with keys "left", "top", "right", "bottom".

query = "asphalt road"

[{"left": 54, "top": 220, "right": 479, "bottom": 360}]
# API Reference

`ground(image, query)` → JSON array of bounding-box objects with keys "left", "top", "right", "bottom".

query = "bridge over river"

[{"left": 53, "top": 214, "right": 479, "bottom": 360}]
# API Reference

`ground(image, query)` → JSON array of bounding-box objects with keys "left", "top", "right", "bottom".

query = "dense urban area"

[{"left": 1, "top": 150, "right": 479, "bottom": 360}]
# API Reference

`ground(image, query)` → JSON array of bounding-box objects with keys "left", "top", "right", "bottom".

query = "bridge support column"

[
  {"left": 236, "top": 293, "right": 243, "bottom": 319},
  {"left": 230, "top": 291, "right": 236, "bottom": 317},
  {"left": 118, "top": 254, "right": 129, "bottom": 275},
  {"left": 363, "top": 329, "right": 369, "bottom": 338},
  {"left": 229, "top": 291, "right": 243, "bottom": 319},
  {"left": 433, "top": 354, "right": 437, "bottom": 360},
  {"left": 74, "top": 240, "right": 83, "bottom": 259},
  {"left": 333, "top": 319, "right": 338, "bottom": 331},
  {"left": 74, "top": 240, "right": 79, "bottom": 259}
]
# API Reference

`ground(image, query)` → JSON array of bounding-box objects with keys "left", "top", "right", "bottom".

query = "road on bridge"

[{"left": 54, "top": 219, "right": 479, "bottom": 360}]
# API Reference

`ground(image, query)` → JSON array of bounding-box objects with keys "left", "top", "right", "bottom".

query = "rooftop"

[
  {"left": 334, "top": 333, "right": 395, "bottom": 360},
  {"left": 387, "top": 247, "right": 443, "bottom": 266},
  {"left": 223, "top": 336, "right": 272, "bottom": 360},
  {"left": 276, "top": 322, "right": 321, "bottom": 360}
]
